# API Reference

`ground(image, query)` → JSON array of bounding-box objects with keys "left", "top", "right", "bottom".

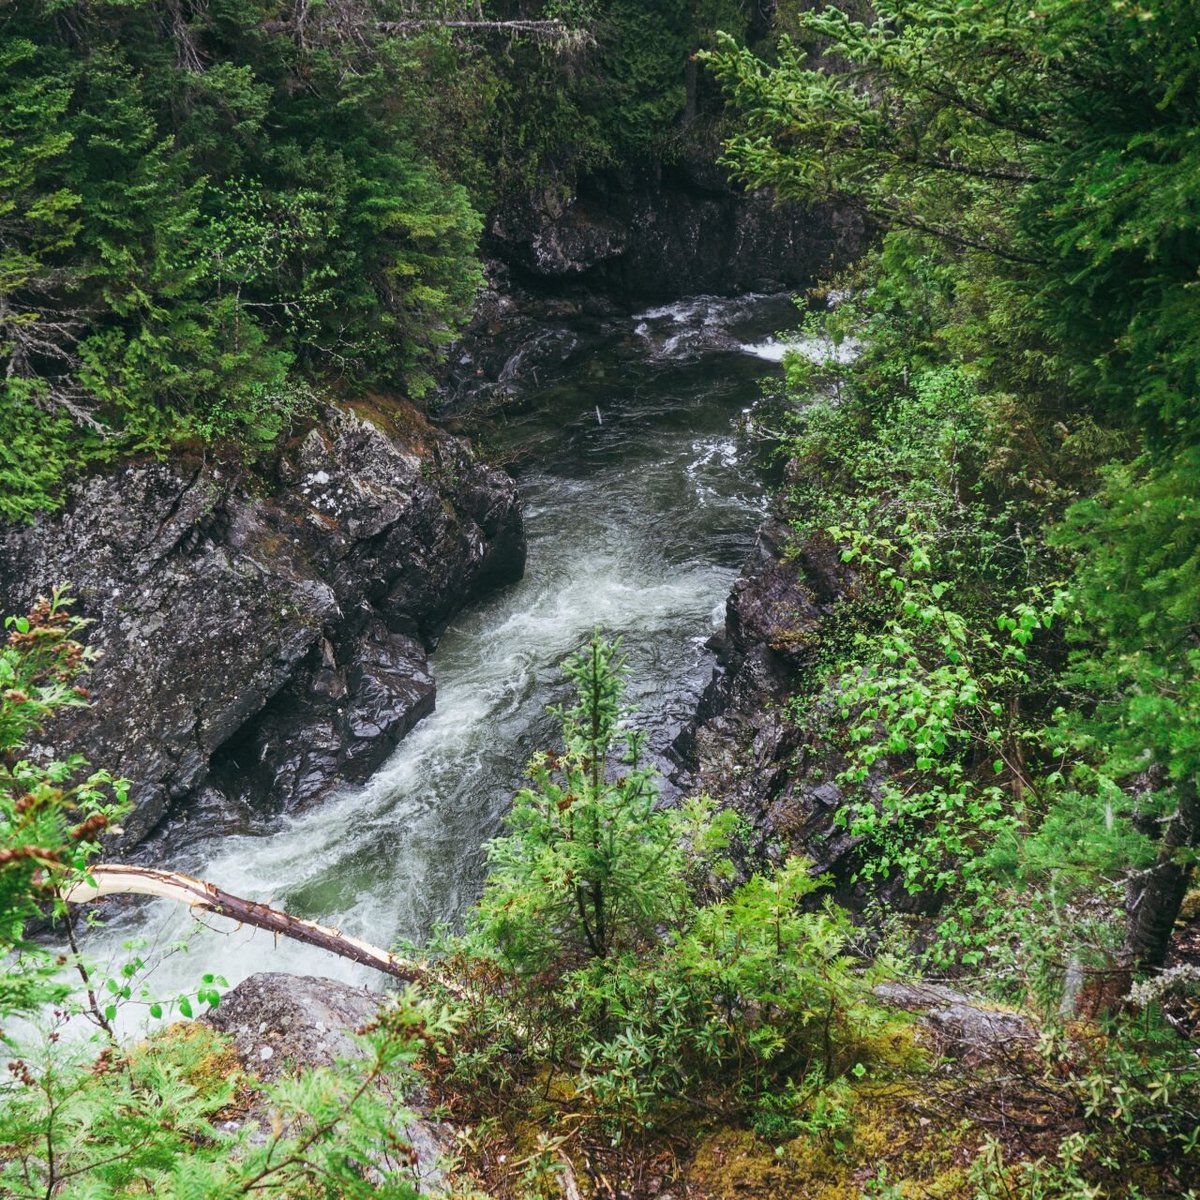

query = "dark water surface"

[{"left": 83, "top": 293, "right": 809, "bottom": 1021}]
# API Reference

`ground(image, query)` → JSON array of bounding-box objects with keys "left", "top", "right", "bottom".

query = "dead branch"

[
  {"left": 375, "top": 18, "right": 573, "bottom": 39},
  {"left": 261, "top": 13, "right": 590, "bottom": 50},
  {"left": 63, "top": 864, "right": 452, "bottom": 989}
]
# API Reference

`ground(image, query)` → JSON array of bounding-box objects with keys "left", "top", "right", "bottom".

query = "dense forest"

[
  {"left": 2, "top": 2, "right": 1200, "bottom": 1198},
  {"left": 0, "top": 0, "right": 755, "bottom": 517}
]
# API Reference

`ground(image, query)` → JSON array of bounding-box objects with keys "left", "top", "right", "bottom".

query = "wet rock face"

[
  {"left": 675, "top": 518, "right": 856, "bottom": 877},
  {"left": 0, "top": 405, "right": 526, "bottom": 850},
  {"left": 489, "top": 165, "right": 865, "bottom": 299},
  {"left": 676, "top": 512, "right": 935, "bottom": 912}
]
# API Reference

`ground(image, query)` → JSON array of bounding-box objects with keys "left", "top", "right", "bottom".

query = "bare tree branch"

[
  {"left": 63, "top": 864, "right": 455, "bottom": 989},
  {"left": 261, "top": 10, "right": 591, "bottom": 51}
]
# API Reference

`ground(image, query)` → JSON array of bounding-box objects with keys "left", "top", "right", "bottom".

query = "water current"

[{"left": 79, "top": 292, "right": 814, "bottom": 1031}]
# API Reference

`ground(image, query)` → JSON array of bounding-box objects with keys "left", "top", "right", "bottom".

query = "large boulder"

[
  {"left": 0, "top": 403, "right": 525, "bottom": 850},
  {"left": 203, "top": 971, "right": 450, "bottom": 1194}
]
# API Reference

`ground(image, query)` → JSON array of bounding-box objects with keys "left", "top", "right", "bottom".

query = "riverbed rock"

[
  {"left": 0, "top": 402, "right": 525, "bottom": 850},
  {"left": 203, "top": 971, "right": 450, "bottom": 1194},
  {"left": 674, "top": 513, "right": 897, "bottom": 907}
]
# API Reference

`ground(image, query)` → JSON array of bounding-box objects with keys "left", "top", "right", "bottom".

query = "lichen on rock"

[{"left": 0, "top": 402, "right": 526, "bottom": 851}]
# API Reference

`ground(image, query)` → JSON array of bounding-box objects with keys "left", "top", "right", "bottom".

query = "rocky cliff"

[
  {"left": 673, "top": 510, "right": 921, "bottom": 910},
  {"left": 488, "top": 161, "right": 865, "bottom": 300},
  {"left": 0, "top": 402, "right": 525, "bottom": 852},
  {"left": 673, "top": 517, "right": 855, "bottom": 876}
]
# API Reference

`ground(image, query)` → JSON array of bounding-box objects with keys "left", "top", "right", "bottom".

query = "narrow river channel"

[{"left": 81, "top": 292, "right": 809, "bottom": 1029}]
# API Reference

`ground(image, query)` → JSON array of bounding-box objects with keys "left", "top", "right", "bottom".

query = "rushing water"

[{"left": 77, "top": 292, "right": 804, "bottom": 1031}]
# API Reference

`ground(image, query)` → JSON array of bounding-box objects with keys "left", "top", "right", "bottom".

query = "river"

[{"left": 79, "top": 291, "right": 812, "bottom": 1031}]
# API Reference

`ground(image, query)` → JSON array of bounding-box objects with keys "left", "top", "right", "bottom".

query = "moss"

[
  {"left": 685, "top": 1080, "right": 983, "bottom": 1200},
  {"left": 1178, "top": 887, "right": 1200, "bottom": 923},
  {"left": 343, "top": 392, "right": 435, "bottom": 455},
  {"left": 133, "top": 1022, "right": 250, "bottom": 1119}
]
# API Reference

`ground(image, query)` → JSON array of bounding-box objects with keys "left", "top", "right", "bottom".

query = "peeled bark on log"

[{"left": 63, "top": 864, "right": 439, "bottom": 987}]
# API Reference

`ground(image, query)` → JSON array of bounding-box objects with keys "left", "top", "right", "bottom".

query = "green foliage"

[
  {"left": 709, "top": 0, "right": 1200, "bottom": 989},
  {"left": 0, "top": 992, "right": 456, "bottom": 1199},
  {"left": 478, "top": 0, "right": 755, "bottom": 199},
  {"left": 441, "top": 635, "right": 892, "bottom": 1141},
  {"left": 828, "top": 525, "right": 1063, "bottom": 892},
  {"left": 1055, "top": 447, "right": 1200, "bottom": 794},
  {"left": 470, "top": 633, "right": 714, "bottom": 969},
  {"left": 0, "top": 0, "right": 489, "bottom": 515},
  {"left": 0, "top": 590, "right": 128, "bottom": 1018}
]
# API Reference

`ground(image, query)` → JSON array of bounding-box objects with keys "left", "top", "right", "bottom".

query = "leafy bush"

[
  {"left": 0, "top": 594, "right": 456, "bottom": 1197},
  {"left": 439, "top": 633, "right": 891, "bottom": 1140},
  {"left": 0, "top": 589, "right": 128, "bottom": 1018}
]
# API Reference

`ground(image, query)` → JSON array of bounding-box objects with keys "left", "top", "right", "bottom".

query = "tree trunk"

[{"left": 1123, "top": 775, "right": 1200, "bottom": 974}]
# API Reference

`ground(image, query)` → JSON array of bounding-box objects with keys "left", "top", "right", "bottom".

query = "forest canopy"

[{"left": 0, "top": 0, "right": 758, "bottom": 519}]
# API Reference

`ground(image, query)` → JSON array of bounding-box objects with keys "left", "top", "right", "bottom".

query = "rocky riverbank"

[
  {"left": 671, "top": 503, "right": 921, "bottom": 912},
  {"left": 0, "top": 400, "right": 525, "bottom": 852},
  {"left": 671, "top": 516, "right": 857, "bottom": 877}
]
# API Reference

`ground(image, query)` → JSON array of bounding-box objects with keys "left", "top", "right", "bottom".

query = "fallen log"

[{"left": 64, "top": 864, "right": 438, "bottom": 988}]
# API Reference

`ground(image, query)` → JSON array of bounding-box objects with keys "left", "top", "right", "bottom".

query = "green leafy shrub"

[
  {"left": 440, "top": 634, "right": 891, "bottom": 1140},
  {"left": 0, "top": 589, "right": 128, "bottom": 1019}
]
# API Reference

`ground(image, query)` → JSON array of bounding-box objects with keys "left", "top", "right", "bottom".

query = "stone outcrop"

[
  {"left": 873, "top": 982, "right": 1039, "bottom": 1065},
  {"left": 203, "top": 971, "right": 450, "bottom": 1194},
  {"left": 0, "top": 403, "right": 525, "bottom": 850},
  {"left": 673, "top": 517, "right": 862, "bottom": 882},
  {"left": 488, "top": 162, "right": 865, "bottom": 301},
  {"left": 675, "top": 495, "right": 949, "bottom": 914},
  {"left": 203, "top": 971, "right": 389, "bottom": 1083},
  {"left": 673, "top": 509, "right": 929, "bottom": 913}
]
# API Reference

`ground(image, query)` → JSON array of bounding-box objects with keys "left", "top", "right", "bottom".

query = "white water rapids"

[{"left": 71, "top": 293, "right": 821, "bottom": 1035}]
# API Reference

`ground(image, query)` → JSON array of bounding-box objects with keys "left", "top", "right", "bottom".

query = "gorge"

[
  {"left": 4, "top": 4, "right": 1199, "bottom": 1197},
  {"left": 21, "top": 286, "right": 823, "bottom": 1018}
]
